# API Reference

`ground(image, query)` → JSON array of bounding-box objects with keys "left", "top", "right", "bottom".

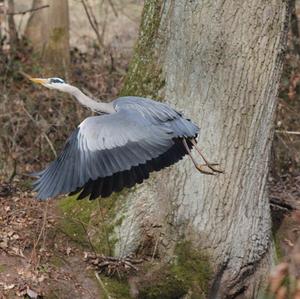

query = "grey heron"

[{"left": 30, "top": 77, "right": 222, "bottom": 200}]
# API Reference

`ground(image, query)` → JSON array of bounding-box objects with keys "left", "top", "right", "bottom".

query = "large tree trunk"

[
  {"left": 25, "top": 0, "right": 69, "bottom": 75},
  {"left": 104, "top": 0, "right": 290, "bottom": 297}
]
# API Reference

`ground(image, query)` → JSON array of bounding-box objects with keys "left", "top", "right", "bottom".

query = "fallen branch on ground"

[{"left": 84, "top": 252, "right": 144, "bottom": 277}]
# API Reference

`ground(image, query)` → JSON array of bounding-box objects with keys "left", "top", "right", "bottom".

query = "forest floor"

[
  {"left": 0, "top": 182, "right": 103, "bottom": 298},
  {"left": 0, "top": 174, "right": 299, "bottom": 298}
]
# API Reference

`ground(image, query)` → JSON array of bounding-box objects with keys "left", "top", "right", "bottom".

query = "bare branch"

[
  {"left": 7, "top": 4, "right": 49, "bottom": 16},
  {"left": 18, "top": 70, "right": 33, "bottom": 80},
  {"left": 81, "top": 0, "right": 104, "bottom": 48},
  {"left": 275, "top": 130, "right": 300, "bottom": 136},
  {"left": 107, "top": 0, "right": 118, "bottom": 17},
  {"left": 95, "top": 272, "right": 113, "bottom": 299},
  {"left": 21, "top": 106, "right": 57, "bottom": 158}
]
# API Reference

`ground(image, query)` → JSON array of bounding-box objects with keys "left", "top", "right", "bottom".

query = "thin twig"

[
  {"left": 21, "top": 106, "right": 57, "bottom": 157},
  {"left": 18, "top": 70, "right": 33, "bottom": 80},
  {"left": 275, "top": 130, "right": 300, "bottom": 136},
  {"left": 81, "top": 0, "right": 104, "bottom": 48},
  {"left": 78, "top": 220, "right": 97, "bottom": 255},
  {"left": 8, "top": 159, "right": 17, "bottom": 182},
  {"left": 151, "top": 237, "right": 159, "bottom": 262},
  {"left": 107, "top": 0, "right": 118, "bottom": 17},
  {"left": 30, "top": 201, "right": 49, "bottom": 269},
  {"left": 42, "top": 134, "right": 57, "bottom": 157},
  {"left": 97, "top": 198, "right": 112, "bottom": 255},
  {"left": 95, "top": 272, "right": 113, "bottom": 299},
  {"left": 7, "top": 5, "right": 49, "bottom": 15}
]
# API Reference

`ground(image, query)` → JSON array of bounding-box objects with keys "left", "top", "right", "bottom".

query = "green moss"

[
  {"left": 50, "top": 27, "right": 66, "bottom": 44},
  {"left": 19, "top": 178, "right": 34, "bottom": 190},
  {"left": 46, "top": 291, "right": 60, "bottom": 299},
  {"left": 49, "top": 255, "right": 65, "bottom": 268},
  {"left": 138, "top": 242, "right": 212, "bottom": 299},
  {"left": 173, "top": 241, "right": 212, "bottom": 295},
  {"left": 273, "top": 232, "right": 283, "bottom": 263},
  {"left": 57, "top": 192, "right": 128, "bottom": 255},
  {"left": 120, "top": 0, "right": 165, "bottom": 99},
  {"left": 139, "top": 265, "right": 188, "bottom": 299},
  {"left": 99, "top": 275, "right": 131, "bottom": 299},
  {"left": 0, "top": 264, "right": 5, "bottom": 273},
  {"left": 46, "top": 286, "right": 74, "bottom": 299},
  {"left": 57, "top": 195, "right": 98, "bottom": 248}
]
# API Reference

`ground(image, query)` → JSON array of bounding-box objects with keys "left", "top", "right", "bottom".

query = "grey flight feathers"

[{"left": 33, "top": 96, "right": 199, "bottom": 200}]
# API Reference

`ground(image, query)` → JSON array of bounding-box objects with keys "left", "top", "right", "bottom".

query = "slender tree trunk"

[
  {"left": 108, "top": 1, "right": 291, "bottom": 297},
  {"left": 7, "top": 0, "right": 18, "bottom": 51},
  {"left": 25, "top": 0, "right": 70, "bottom": 75}
]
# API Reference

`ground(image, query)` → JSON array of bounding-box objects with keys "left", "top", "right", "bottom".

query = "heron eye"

[{"left": 50, "top": 78, "right": 65, "bottom": 84}]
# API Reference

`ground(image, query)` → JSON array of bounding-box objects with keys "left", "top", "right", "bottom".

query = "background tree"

[
  {"left": 103, "top": 0, "right": 290, "bottom": 297},
  {"left": 25, "top": 0, "right": 70, "bottom": 75},
  {"left": 7, "top": 0, "right": 18, "bottom": 51}
]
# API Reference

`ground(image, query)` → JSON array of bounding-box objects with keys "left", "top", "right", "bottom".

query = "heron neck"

[{"left": 70, "top": 87, "right": 115, "bottom": 114}]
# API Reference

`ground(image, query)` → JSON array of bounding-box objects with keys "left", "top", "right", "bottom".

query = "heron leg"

[
  {"left": 190, "top": 138, "right": 224, "bottom": 173},
  {"left": 182, "top": 138, "right": 215, "bottom": 175}
]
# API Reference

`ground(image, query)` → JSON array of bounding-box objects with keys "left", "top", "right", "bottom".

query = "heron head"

[{"left": 30, "top": 77, "right": 74, "bottom": 93}]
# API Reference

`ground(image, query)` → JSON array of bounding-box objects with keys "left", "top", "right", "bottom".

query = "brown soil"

[{"left": 0, "top": 182, "right": 103, "bottom": 298}]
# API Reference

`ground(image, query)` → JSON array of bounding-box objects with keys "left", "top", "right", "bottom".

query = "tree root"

[{"left": 84, "top": 252, "right": 144, "bottom": 277}]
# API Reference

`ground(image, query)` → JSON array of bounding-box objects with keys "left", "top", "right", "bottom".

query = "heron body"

[{"left": 30, "top": 77, "right": 221, "bottom": 200}]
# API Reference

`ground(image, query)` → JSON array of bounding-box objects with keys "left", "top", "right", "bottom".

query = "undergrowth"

[{"left": 0, "top": 41, "right": 129, "bottom": 179}]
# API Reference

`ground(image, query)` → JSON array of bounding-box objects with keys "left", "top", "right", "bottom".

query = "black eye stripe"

[{"left": 50, "top": 78, "right": 65, "bottom": 84}]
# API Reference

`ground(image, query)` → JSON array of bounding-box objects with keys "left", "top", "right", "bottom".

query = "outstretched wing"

[{"left": 34, "top": 98, "right": 199, "bottom": 200}]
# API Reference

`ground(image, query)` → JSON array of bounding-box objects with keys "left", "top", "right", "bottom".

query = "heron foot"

[
  {"left": 196, "top": 164, "right": 215, "bottom": 175},
  {"left": 206, "top": 163, "right": 224, "bottom": 174},
  {"left": 182, "top": 138, "right": 224, "bottom": 175},
  {"left": 196, "top": 163, "right": 224, "bottom": 175}
]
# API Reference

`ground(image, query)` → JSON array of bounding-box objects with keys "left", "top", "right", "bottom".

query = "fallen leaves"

[
  {"left": 0, "top": 181, "right": 101, "bottom": 298},
  {"left": 16, "top": 285, "right": 41, "bottom": 298},
  {"left": 269, "top": 262, "right": 289, "bottom": 293},
  {"left": 268, "top": 261, "right": 300, "bottom": 299}
]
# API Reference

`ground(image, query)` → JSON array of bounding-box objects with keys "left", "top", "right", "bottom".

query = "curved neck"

[{"left": 70, "top": 87, "right": 115, "bottom": 114}]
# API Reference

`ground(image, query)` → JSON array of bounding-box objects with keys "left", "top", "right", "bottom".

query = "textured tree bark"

[
  {"left": 25, "top": 0, "right": 69, "bottom": 75},
  {"left": 115, "top": 0, "right": 290, "bottom": 297}
]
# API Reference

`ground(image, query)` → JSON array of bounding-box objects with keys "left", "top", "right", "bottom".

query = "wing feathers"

[
  {"left": 34, "top": 101, "right": 199, "bottom": 200},
  {"left": 71, "top": 138, "right": 190, "bottom": 200}
]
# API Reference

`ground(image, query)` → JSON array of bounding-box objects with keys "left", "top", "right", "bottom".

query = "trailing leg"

[
  {"left": 190, "top": 138, "right": 224, "bottom": 174},
  {"left": 182, "top": 138, "right": 215, "bottom": 175}
]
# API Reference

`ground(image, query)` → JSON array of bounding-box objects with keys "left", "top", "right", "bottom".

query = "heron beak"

[{"left": 30, "top": 78, "right": 48, "bottom": 85}]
